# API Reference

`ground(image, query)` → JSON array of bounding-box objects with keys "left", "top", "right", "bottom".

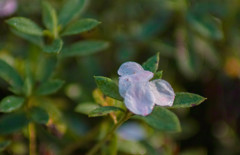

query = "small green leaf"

[
  {"left": 0, "top": 113, "right": 29, "bottom": 134},
  {"left": 118, "top": 139, "right": 146, "bottom": 155},
  {"left": 89, "top": 106, "right": 124, "bottom": 117},
  {"left": 61, "top": 19, "right": 100, "bottom": 36},
  {"left": 171, "top": 92, "right": 206, "bottom": 108},
  {"left": 0, "top": 96, "right": 25, "bottom": 113},
  {"left": 61, "top": 40, "right": 109, "bottom": 57},
  {"left": 134, "top": 106, "right": 181, "bottom": 132},
  {"left": 29, "top": 107, "right": 49, "bottom": 124},
  {"left": 42, "top": 1, "right": 58, "bottom": 32},
  {"left": 43, "top": 38, "right": 63, "bottom": 54},
  {"left": 0, "top": 59, "right": 23, "bottom": 91},
  {"left": 152, "top": 70, "right": 163, "bottom": 80},
  {"left": 58, "top": 0, "right": 86, "bottom": 27},
  {"left": 94, "top": 76, "right": 123, "bottom": 101},
  {"left": 35, "top": 79, "right": 64, "bottom": 96},
  {"left": 75, "top": 102, "right": 100, "bottom": 115},
  {"left": 6, "top": 17, "right": 43, "bottom": 36},
  {"left": 0, "top": 141, "right": 11, "bottom": 152},
  {"left": 142, "top": 52, "right": 159, "bottom": 73}
]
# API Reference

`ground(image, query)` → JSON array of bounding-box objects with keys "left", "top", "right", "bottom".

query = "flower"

[
  {"left": 118, "top": 62, "right": 175, "bottom": 116},
  {"left": 0, "top": 0, "right": 17, "bottom": 17}
]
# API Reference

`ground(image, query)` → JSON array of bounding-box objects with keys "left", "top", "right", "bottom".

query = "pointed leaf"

[
  {"left": 94, "top": 76, "right": 123, "bottom": 101},
  {"left": 75, "top": 102, "right": 100, "bottom": 115},
  {"left": 0, "top": 96, "right": 25, "bottom": 113},
  {"left": 152, "top": 70, "right": 163, "bottom": 80},
  {"left": 62, "top": 18, "right": 100, "bottom": 36},
  {"left": 0, "top": 113, "right": 29, "bottom": 134},
  {"left": 142, "top": 53, "right": 159, "bottom": 73},
  {"left": 35, "top": 79, "right": 64, "bottom": 96},
  {"left": 6, "top": 17, "right": 43, "bottom": 36},
  {"left": 134, "top": 106, "right": 181, "bottom": 132},
  {"left": 171, "top": 92, "right": 206, "bottom": 108},
  {"left": 0, "top": 59, "right": 23, "bottom": 90},
  {"left": 88, "top": 106, "right": 124, "bottom": 117},
  {"left": 43, "top": 38, "right": 63, "bottom": 54},
  {"left": 58, "top": 0, "right": 86, "bottom": 27},
  {"left": 61, "top": 40, "right": 109, "bottom": 57},
  {"left": 29, "top": 106, "right": 49, "bottom": 124},
  {"left": 42, "top": 1, "right": 58, "bottom": 32}
]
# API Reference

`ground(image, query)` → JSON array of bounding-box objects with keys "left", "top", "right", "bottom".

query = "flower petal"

[
  {"left": 119, "top": 71, "right": 154, "bottom": 97},
  {"left": 149, "top": 79, "right": 175, "bottom": 106},
  {"left": 118, "top": 62, "right": 143, "bottom": 76},
  {"left": 124, "top": 82, "right": 155, "bottom": 116}
]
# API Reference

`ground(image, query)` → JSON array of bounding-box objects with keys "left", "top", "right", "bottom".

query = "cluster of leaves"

[
  {"left": 6, "top": 0, "right": 108, "bottom": 56},
  {"left": 76, "top": 53, "right": 205, "bottom": 139}
]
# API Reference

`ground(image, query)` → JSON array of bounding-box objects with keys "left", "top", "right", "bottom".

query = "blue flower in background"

[{"left": 118, "top": 62, "right": 175, "bottom": 116}]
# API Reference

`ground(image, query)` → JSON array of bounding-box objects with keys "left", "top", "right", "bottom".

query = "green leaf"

[
  {"left": 0, "top": 96, "right": 25, "bottom": 113},
  {"left": 75, "top": 102, "right": 100, "bottom": 115},
  {"left": 11, "top": 28, "right": 44, "bottom": 47},
  {"left": 118, "top": 139, "right": 146, "bottom": 155},
  {"left": 61, "top": 40, "right": 109, "bottom": 57},
  {"left": 43, "top": 38, "right": 63, "bottom": 54},
  {"left": 42, "top": 1, "right": 58, "bottom": 32},
  {"left": 61, "top": 18, "right": 100, "bottom": 36},
  {"left": 29, "top": 107, "right": 49, "bottom": 124},
  {"left": 134, "top": 106, "right": 181, "bottom": 132},
  {"left": 0, "top": 141, "right": 11, "bottom": 152},
  {"left": 35, "top": 79, "right": 64, "bottom": 96},
  {"left": 142, "top": 52, "right": 159, "bottom": 73},
  {"left": 94, "top": 76, "right": 123, "bottom": 101},
  {"left": 152, "top": 70, "right": 163, "bottom": 80},
  {"left": 0, "top": 113, "right": 29, "bottom": 134},
  {"left": 171, "top": 92, "right": 206, "bottom": 108},
  {"left": 58, "top": 0, "right": 86, "bottom": 27},
  {"left": 0, "top": 59, "right": 23, "bottom": 91},
  {"left": 89, "top": 106, "right": 124, "bottom": 117},
  {"left": 6, "top": 17, "right": 43, "bottom": 36}
]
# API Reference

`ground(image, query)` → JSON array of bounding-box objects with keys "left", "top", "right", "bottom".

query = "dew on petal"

[
  {"left": 149, "top": 79, "right": 175, "bottom": 106},
  {"left": 124, "top": 82, "right": 155, "bottom": 116},
  {"left": 118, "top": 61, "right": 143, "bottom": 76}
]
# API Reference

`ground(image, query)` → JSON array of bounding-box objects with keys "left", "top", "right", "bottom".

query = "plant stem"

[
  {"left": 86, "top": 111, "right": 132, "bottom": 155},
  {"left": 29, "top": 123, "right": 36, "bottom": 155}
]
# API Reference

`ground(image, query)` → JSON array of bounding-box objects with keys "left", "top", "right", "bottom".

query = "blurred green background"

[{"left": 1, "top": 0, "right": 240, "bottom": 154}]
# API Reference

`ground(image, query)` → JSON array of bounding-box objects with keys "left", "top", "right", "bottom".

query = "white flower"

[{"left": 118, "top": 62, "right": 175, "bottom": 116}]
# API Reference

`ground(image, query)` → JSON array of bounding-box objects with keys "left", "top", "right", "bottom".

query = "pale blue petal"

[
  {"left": 119, "top": 71, "right": 154, "bottom": 97},
  {"left": 149, "top": 79, "right": 175, "bottom": 106},
  {"left": 124, "top": 82, "right": 155, "bottom": 116},
  {"left": 118, "top": 62, "right": 143, "bottom": 76},
  {"left": 117, "top": 122, "right": 146, "bottom": 141}
]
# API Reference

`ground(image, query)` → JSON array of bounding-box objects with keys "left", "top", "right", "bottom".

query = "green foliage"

[
  {"left": 58, "top": 0, "right": 86, "bottom": 27},
  {"left": 42, "top": 1, "right": 58, "bottom": 33},
  {"left": 171, "top": 92, "right": 206, "bottom": 108},
  {"left": 0, "top": 113, "right": 29, "bottom": 134},
  {"left": 35, "top": 79, "right": 64, "bottom": 95},
  {"left": 29, "top": 106, "right": 49, "bottom": 124},
  {"left": 62, "top": 19, "right": 100, "bottom": 36},
  {"left": 0, "top": 141, "right": 11, "bottom": 152},
  {"left": 0, "top": 59, "right": 23, "bottom": 91},
  {"left": 135, "top": 106, "right": 181, "bottom": 132},
  {"left": 61, "top": 41, "right": 109, "bottom": 57},
  {"left": 75, "top": 102, "right": 100, "bottom": 115},
  {"left": 94, "top": 76, "right": 123, "bottom": 101},
  {"left": 88, "top": 106, "right": 124, "bottom": 117},
  {"left": 43, "top": 38, "right": 63, "bottom": 54},
  {"left": 6, "top": 17, "right": 43, "bottom": 36},
  {"left": 0, "top": 96, "right": 25, "bottom": 113},
  {"left": 142, "top": 52, "right": 159, "bottom": 73},
  {"left": 152, "top": 70, "right": 163, "bottom": 80}
]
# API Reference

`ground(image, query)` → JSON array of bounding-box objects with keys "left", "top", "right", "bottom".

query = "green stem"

[
  {"left": 28, "top": 123, "right": 36, "bottom": 155},
  {"left": 86, "top": 111, "right": 132, "bottom": 155}
]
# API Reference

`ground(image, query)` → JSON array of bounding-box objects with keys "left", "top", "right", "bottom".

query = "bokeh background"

[{"left": 1, "top": 0, "right": 240, "bottom": 154}]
